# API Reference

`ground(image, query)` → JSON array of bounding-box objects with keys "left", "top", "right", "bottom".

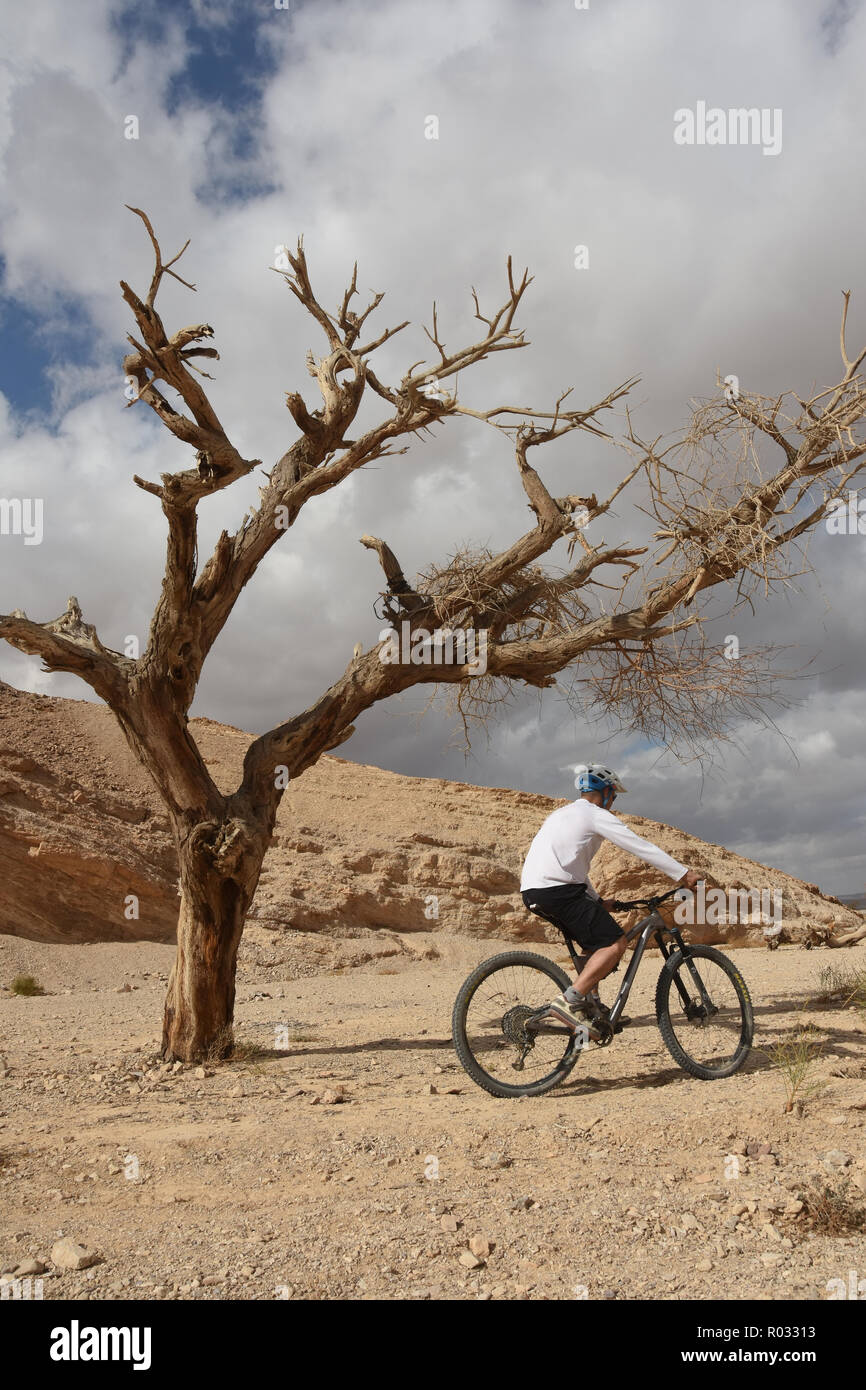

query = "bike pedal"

[{"left": 589, "top": 1015, "right": 614, "bottom": 1045}]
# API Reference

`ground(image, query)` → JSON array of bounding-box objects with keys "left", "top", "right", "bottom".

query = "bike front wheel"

[
  {"left": 655, "top": 944, "right": 754, "bottom": 1079},
  {"left": 452, "top": 951, "right": 580, "bottom": 1098}
]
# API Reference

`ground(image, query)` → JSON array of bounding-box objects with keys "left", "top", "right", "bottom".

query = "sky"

[{"left": 0, "top": 0, "right": 864, "bottom": 894}]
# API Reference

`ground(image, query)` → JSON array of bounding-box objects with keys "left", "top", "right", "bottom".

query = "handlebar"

[{"left": 605, "top": 885, "right": 684, "bottom": 912}]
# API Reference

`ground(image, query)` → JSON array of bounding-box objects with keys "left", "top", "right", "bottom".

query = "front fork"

[{"left": 663, "top": 928, "right": 718, "bottom": 1018}]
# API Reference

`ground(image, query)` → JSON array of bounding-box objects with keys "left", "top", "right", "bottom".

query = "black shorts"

[{"left": 521, "top": 884, "right": 624, "bottom": 951}]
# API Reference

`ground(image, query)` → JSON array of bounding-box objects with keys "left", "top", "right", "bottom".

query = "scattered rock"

[
  {"left": 51, "top": 1238, "right": 99, "bottom": 1271},
  {"left": 320, "top": 1088, "right": 345, "bottom": 1106},
  {"left": 510, "top": 1196, "right": 535, "bottom": 1212},
  {"left": 821, "top": 1149, "right": 851, "bottom": 1171}
]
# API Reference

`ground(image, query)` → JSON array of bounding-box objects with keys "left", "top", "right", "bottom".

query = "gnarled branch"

[{"left": 0, "top": 598, "right": 130, "bottom": 703}]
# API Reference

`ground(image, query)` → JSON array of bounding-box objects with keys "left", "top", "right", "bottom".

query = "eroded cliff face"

[{"left": 0, "top": 680, "right": 859, "bottom": 948}]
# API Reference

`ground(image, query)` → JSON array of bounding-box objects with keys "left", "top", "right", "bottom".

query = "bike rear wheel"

[
  {"left": 452, "top": 950, "right": 581, "bottom": 1098},
  {"left": 655, "top": 944, "right": 753, "bottom": 1079}
]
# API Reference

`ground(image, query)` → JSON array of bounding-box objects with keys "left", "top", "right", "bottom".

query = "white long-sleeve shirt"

[{"left": 520, "top": 798, "right": 687, "bottom": 895}]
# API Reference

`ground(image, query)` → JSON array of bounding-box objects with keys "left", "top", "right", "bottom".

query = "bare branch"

[
  {"left": 189, "top": 256, "right": 543, "bottom": 666},
  {"left": 0, "top": 598, "right": 130, "bottom": 703},
  {"left": 359, "top": 535, "right": 428, "bottom": 615},
  {"left": 125, "top": 206, "right": 196, "bottom": 305},
  {"left": 839, "top": 288, "right": 866, "bottom": 377}
]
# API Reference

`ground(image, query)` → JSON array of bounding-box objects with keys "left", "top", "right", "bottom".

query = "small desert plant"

[
  {"left": 219, "top": 1034, "right": 288, "bottom": 1069},
  {"left": 816, "top": 963, "right": 845, "bottom": 1002},
  {"left": 207, "top": 1026, "right": 321, "bottom": 1069},
  {"left": 795, "top": 1178, "right": 866, "bottom": 1236},
  {"left": 815, "top": 963, "right": 866, "bottom": 1010},
  {"left": 849, "top": 966, "right": 866, "bottom": 1011},
  {"left": 202, "top": 1024, "right": 237, "bottom": 1066},
  {"left": 9, "top": 974, "right": 45, "bottom": 996},
  {"left": 764, "top": 1021, "right": 827, "bottom": 1113}
]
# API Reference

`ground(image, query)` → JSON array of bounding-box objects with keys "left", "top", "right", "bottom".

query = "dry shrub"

[
  {"left": 9, "top": 974, "right": 45, "bottom": 997},
  {"left": 795, "top": 1178, "right": 866, "bottom": 1236}
]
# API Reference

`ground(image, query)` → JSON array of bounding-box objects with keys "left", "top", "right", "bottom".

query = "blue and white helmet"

[{"left": 573, "top": 762, "right": 628, "bottom": 795}]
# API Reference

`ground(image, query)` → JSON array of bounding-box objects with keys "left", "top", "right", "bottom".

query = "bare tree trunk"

[{"left": 161, "top": 815, "right": 269, "bottom": 1062}]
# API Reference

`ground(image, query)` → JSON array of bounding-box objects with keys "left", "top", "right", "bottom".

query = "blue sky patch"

[{"left": 0, "top": 269, "right": 103, "bottom": 420}]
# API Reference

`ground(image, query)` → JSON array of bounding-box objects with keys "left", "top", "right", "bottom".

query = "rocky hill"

[{"left": 0, "top": 680, "right": 860, "bottom": 949}]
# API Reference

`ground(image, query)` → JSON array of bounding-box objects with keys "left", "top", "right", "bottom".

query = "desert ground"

[{"left": 2, "top": 930, "right": 864, "bottom": 1302}]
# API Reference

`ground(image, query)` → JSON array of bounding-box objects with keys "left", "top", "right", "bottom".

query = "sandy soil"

[{"left": 1, "top": 933, "right": 865, "bottom": 1302}]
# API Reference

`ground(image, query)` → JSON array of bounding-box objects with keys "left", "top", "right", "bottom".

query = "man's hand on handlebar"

[
  {"left": 603, "top": 877, "right": 703, "bottom": 913},
  {"left": 677, "top": 869, "right": 702, "bottom": 892}
]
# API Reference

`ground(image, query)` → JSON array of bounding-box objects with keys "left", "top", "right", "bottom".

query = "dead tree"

[
  {"left": 2, "top": 209, "right": 865, "bottom": 1060},
  {"left": 826, "top": 921, "right": 866, "bottom": 947}
]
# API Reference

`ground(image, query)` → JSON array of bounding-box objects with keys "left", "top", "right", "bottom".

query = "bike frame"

[{"left": 561, "top": 909, "right": 719, "bottom": 1027}]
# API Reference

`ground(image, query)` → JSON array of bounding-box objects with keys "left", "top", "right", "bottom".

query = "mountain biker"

[{"left": 520, "top": 762, "right": 701, "bottom": 1030}]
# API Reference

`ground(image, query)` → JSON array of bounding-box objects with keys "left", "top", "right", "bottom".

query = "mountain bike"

[{"left": 451, "top": 886, "right": 754, "bottom": 1098}]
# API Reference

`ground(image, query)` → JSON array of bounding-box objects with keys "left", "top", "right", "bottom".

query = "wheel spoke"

[
  {"left": 664, "top": 956, "right": 750, "bottom": 1073},
  {"left": 456, "top": 956, "right": 578, "bottom": 1094}
]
